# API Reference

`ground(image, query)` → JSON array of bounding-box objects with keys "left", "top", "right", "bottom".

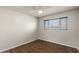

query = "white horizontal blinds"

[
  {"left": 44, "top": 20, "right": 49, "bottom": 30},
  {"left": 49, "top": 19, "right": 59, "bottom": 30},
  {"left": 52, "top": 19, "right": 60, "bottom": 30},
  {"left": 60, "top": 17, "right": 67, "bottom": 30},
  {"left": 44, "top": 17, "right": 68, "bottom": 30},
  {"left": 49, "top": 20, "right": 53, "bottom": 29}
]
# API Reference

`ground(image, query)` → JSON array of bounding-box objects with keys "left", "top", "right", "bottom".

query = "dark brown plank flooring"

[{"left": 4, "top": 39, "right": 78, "bottom": 53}]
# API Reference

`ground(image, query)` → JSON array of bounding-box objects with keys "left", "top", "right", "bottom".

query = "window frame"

[{"left": 44, "top": 16, "right": 68, "bottom": 30}]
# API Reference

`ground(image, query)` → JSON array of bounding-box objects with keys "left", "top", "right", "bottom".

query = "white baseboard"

[
  {"left": 0, "top": 39, "right": 37, "bottom": 53},
  {"left": 1, "top": 39, "right": 79, "bottom": 52},
  {"left": 42, "top": 39, "right": 79, "bottom": 49}
]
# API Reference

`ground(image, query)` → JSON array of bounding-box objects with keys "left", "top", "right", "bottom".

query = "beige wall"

[
  {"left": 38, "top": 9, "right": 79, "bottom": 48},
  {"left": 0, "top": 8, "right": 37, "bottom": 52}
]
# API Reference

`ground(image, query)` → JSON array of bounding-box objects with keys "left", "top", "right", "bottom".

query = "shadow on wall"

[{"left": 0, "top": 8, "right": 37, "bottom": 52}]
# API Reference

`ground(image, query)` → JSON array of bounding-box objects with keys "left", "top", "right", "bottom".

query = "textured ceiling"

[{"left": 1, "top": 6, "right": 79, "bottom": 17}]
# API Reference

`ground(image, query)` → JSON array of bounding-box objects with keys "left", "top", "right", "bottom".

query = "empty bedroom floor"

[{"left": 4, "top": 39, "right": 78, "bottom": 53}]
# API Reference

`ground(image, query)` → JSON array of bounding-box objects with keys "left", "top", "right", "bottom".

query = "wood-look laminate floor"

[{"left": 4, "top": 39, "right": 78, "bottom": 53}]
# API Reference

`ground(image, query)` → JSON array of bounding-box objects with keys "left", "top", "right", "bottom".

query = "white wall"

[
  {"left": 38, "top": 9, "right": 79, "bottom": 48},
  {"left": 0, "top": 8, "right": 37, "bottom": 52},
  {"left": 0, "top": 7, "right": 79, "bottom": 52}
]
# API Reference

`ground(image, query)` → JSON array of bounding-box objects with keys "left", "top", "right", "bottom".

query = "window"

[
  {"left": 44, "top": 17, "right": 68, "bottom": 30},
  {"left": 44, "top": 20, "right": 49, "bottom": 29}
]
